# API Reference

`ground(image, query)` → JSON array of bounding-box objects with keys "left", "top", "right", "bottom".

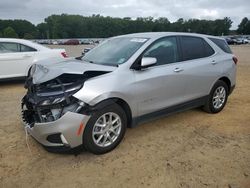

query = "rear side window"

[
  {"left": 180, "top": 36, "right": 215, "bottom": 61},
  {"left": 20, "top": 44, "right": 37, "bottom": 52},
  {"left": 209, "top": 38, "right": 232, "bottom": 54},
  {"left": 0, "top": 42, "right": 37, "bottom": 53}
]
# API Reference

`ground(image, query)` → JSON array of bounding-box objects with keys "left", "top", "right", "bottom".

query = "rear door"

[
  {"left": 178, "top": 36, "right": 218, "bottom": 100},
  {"left": 0, "top": 42, "right": 36, "bottom": 78}
]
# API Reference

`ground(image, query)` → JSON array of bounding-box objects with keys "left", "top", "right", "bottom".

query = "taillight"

[
  {"left": 61, "top": 52, "right": 68, "bottom": 58},
  {"left": 232, "top": 56, "right": 238, "bottom": 65}
]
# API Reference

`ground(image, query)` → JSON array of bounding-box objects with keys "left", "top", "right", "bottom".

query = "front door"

[
  {"left": 133, "top": 36, "right": 188, "bottom": 116},
  {"left": 0, "top": 42, "right": 35, "bottom": 78}
]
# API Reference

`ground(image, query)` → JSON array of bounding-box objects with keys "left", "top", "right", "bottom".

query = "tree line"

[{"left": 0, "top": 14, "right": 250, "bottom": 39}]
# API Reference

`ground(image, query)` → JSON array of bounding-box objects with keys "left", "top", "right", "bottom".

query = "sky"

[{"left": 0, "top": 0, "right": 250, "bottom": 29}]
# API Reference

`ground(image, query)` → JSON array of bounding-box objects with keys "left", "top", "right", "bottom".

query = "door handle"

[
  {"left": 174, "top": 68, "right": 183, "bottom": 73},
  {"left": 211, "top": 60, "right": 217, "bottom": 65}
]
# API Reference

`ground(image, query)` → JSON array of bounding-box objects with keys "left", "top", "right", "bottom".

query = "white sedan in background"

[{"left": 0, "top": 38, "right": 68, "bottom": 80}]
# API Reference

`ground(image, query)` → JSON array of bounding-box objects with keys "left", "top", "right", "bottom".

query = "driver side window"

[{"left": 143, "top": 37, "right": 179, "bottom": 66}]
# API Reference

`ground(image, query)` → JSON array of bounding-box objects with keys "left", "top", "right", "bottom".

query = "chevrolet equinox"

[{"left": 21, "top": 32, "right": 237, "bottom": 154}]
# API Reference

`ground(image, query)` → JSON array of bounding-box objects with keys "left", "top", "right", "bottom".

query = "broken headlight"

[
  {"left": 37, "top": 84, "right": 82, "bottom": 106},
  {"left": 40, "top": 97, "right": 66, "bottom": 106},
  {"left": 36, "top": 84, "right": 82, "bottom": 97}
]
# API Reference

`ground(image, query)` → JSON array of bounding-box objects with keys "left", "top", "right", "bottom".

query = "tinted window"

[
  {"left": 209, "top": 38, "right": 232, "bottom": 54},
  {"left": 203, "top": 40, "right": 215, "bottom": 56},
  {"left": 0, "top": 42, "right": 20, "bottom": 53},
  {"left": 143, "top": 37, "right": 179, "bottom": 66},
  {"left": 181, "top": 36, "right": 214, "bottom": 61},
  {"left": 20, "top": 44, "right": 36, "bottom": 52}
]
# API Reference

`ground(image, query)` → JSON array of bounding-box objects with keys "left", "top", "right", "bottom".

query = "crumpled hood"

[{"left": 31, "top": 58, "right": 117, "bottom": 84}]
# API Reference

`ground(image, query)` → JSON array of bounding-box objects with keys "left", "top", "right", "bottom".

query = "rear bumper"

[{"left": 22, "top": 111, "right": 90, "bottom": 149}]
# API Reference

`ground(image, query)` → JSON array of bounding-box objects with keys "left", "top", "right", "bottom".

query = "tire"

[
  {"left": 203, "top": 80, "right": 229, "bottom": 113},
  {"left": 83, "top": 103, "right": 127, "bottom": 154}
]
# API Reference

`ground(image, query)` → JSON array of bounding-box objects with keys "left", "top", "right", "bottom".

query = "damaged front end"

[
  {"left": 22, "top": 75, "right": 83, "bottom": 127},
  {"left": 20, "top": 61, "right": 114, "bottom": 149},
  {"left": 22, "top": 71, "right": 107, "bottom": 127}
]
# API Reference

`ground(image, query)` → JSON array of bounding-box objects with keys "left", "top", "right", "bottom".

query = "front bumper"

[{"left": 22, "top": 110, "right": 90, "bottom": 149}]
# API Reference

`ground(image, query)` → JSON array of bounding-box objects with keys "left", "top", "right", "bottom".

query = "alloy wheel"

[
  {"left": 212, "top": 86, "right": 226, "bottom": 109},
  {"left": 92, "top": 112, "right": 122, "bottom": 147}
]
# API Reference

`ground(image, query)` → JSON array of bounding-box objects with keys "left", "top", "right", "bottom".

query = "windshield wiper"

[
  {"left": 82, "top": 59, "right": 118, "bottom": 67},
  {"left": 99, "top": 63, "right": 118, "bottom": 67}
]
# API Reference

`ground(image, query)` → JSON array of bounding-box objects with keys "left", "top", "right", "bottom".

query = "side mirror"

[{"left": 141, "top": 57, "right": 157, "bottom": 69}]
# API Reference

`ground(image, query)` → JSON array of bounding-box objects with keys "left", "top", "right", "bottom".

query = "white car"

[{"left": 0, "top": 38, "right": 68, "bottom": 80}]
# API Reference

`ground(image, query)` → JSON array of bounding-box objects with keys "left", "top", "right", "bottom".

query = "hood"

[{"left": 31, "top": 58, "right": 117, "bottom": 84}]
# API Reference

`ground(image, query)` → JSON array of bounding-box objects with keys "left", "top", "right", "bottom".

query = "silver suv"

[{"left": 21, "top": 32, "right": 237, "bottom": 154}]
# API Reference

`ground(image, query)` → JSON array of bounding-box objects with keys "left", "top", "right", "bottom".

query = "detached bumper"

[{"left": 22, "top": 111, "right": 90, "bottom": 149}]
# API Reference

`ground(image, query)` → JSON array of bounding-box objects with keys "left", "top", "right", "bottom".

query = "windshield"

[{"left": 82, "top": 37, "right": 148, "bottom": 66}]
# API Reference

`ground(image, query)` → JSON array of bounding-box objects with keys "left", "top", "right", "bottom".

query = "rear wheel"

[
  {"left": 203, "top": 80, "right": 229, "bottom": 113},
  {"left": 83, "top": 103, "right": 127, "bottom": 154}
]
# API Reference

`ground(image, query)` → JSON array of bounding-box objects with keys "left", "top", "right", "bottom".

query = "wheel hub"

[
  {"left": 92, "top": 112, "right": 122, "bottom": 147},
  {"left": 212, "top": 86, "right": 226, "bottom": 109}
]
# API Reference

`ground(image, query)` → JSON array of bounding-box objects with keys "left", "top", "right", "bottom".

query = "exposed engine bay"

[{"left": 22, "top": 71, "right": 109, "bottom": 127}]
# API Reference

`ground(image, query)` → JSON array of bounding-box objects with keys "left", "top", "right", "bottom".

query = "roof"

[
  {"left": 116, "top": 32, "right": 224, "bottom": 40},
  {"left": 0, "top": 38, "right": 49, "bottom": 50}
]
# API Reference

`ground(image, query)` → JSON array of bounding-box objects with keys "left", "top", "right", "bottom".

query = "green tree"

[
  {"left": 37, "top": 23, "right": 49, "bottom": 39},
  {"left": 3, "top": 26, "right": 18, "bottom": 38},
  {"left": 237, "top": 17, "right": 250, "bottom": 34},
  {"left": 0, "top": 15, "right": 235, "bottom": 39},
  {"left": 23, "top": 33, "right": 34, "bottom": 39},
  {"left": 0, "top": 19, "right": 38, "bottom": 38}
]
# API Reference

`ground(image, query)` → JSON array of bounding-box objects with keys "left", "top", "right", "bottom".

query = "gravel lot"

[{"left": 0, "top": 45, "right": 249, "bottom": 188}]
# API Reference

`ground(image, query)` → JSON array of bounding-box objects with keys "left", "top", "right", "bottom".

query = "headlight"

[
  {"left": 40, "top": 99, "right": 51, "bottom": 106},
  {"left": 37, "top": 84, "right": 82, "bottom": 97},
  {"left": 39, "top": 97, "right": 66, "bottom": 106},
  {"left": 52, "top": 97, "right": 66, "bottom": 104}
]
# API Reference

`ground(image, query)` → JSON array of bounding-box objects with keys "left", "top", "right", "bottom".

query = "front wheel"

[
  {"left": 83, "top": 103, "right": 127, "bottom": 154},
  {"left": 203, "top": 80, "right": 229, "bottom": 113}
]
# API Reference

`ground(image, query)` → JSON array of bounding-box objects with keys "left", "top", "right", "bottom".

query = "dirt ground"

[{"left": 0, "top": 45, "right": 249, "bottom": 188}]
